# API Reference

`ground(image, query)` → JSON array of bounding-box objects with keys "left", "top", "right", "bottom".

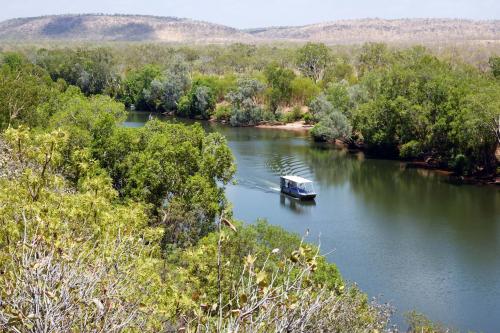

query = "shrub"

[
  {"left": 227, "top": 78, "right": 265, "bottom": 126},
  {"left": 311, "top": 111, "right": 352, "bottom": 142},
  {"left": 214, "top": 104, "right": 232, "bottom": 121},
  {"left": 400, "top": 140, "right": 422, "bottom": 159},
  {"left": 177, "top": 85, "right": 216, "bottom": 119}
]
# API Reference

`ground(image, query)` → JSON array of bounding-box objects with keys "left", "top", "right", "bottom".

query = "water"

[{"left": 126, "top": 112, "right": 500, "bottom": 332}]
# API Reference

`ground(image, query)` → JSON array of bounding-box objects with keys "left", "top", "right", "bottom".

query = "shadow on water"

[{"left": 280, "top": 194, "right": 316, "bottom": 215}]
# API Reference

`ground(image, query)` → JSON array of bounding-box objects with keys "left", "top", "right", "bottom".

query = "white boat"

[{"left": 280, "top": 175, "right": 317, "bottom": 200}]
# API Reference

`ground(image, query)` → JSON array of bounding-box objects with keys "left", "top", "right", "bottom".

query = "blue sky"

[{"left": 1, "top": 0, "right": 498, "bottom": 28}]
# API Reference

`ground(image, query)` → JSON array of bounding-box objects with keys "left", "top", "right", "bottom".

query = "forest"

[
  {"left": 2, "top": 42, "right": 498, "bottom": 177},
  {"left": 0, "top": 42, "right": 498, "bottom": 332}
]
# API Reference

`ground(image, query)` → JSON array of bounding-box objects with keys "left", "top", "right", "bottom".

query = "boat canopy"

[{"left": 280, "top": 175, "right": 313, "bottom": 184}]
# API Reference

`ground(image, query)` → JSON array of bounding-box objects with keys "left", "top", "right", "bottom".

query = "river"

[{"left": 126, "top": 112, "right": 500, "bottom": 332}]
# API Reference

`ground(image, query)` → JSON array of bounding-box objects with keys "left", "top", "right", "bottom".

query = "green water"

[{"left": 126, "top": 112, "right": 500, "bottom": 332}]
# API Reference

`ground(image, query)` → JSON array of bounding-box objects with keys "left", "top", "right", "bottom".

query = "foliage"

[
  {"left": 311, "top": 112, "right": 352, "bottom": 142},
  {"left": 489, "top": 56, "right": 500, "bottom": 78},
  {"left": 352, "top": 47, "right": 499, "bottom": 174},
  {"left": 357, "top": 43, "right": 393, "bottom": 77},
  {"left": 227, "top": 78, "right": 265, "bottom": 126},
  {"left": 167, "top": 219, "right": 390, "bottom": 332},
  {"left": 35, "top": 47, "right": 119, "bottom": 96},
  {"left": 121, "top": 64, "right": 162, "bottom": 109},
  {"left": 0, "top": 58, "right": 57, "bottom": 129},
  {"left": 290, "top": 76, "right": 320, "bottom": 105},
  {"left": 264, "top": 63, "right": 296, "bottom": 112},
  {"left": 177, "top": 85, "right": 216, "bottom": 119},
  {"left": 283, "top": 106, "right": 303, "bottom": 123},
  {"left": 296, "top": 43, "right": 332, "bottom": 83},
  {"left": 161, "top": 57, "right": 191, "bottom": 111},
  {"left": 191, "top": 73, "right": 238, "bottom": 102},
  {"left": 214, "top": 104, "right": 232, "bottom": 122}
]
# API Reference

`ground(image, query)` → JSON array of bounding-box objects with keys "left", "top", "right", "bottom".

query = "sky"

[{"left": 0, "top": 0, "right": 498, "bottom": 28}]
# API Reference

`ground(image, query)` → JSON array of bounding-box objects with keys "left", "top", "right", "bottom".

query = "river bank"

[
  {"left": 155, "top": 112, "right": 499, "bottom": 186},
  {"left": 254, "top": 120, "right": 499, "bottom": 186}
]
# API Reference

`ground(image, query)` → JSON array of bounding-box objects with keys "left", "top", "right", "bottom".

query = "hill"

[
  {"left": 0, "top": 14, "right": 498, "bottom": 44},
  {"left": 0, "top": 14, "right": 251, "bottom": 43},
  {"left": 248, "top": 18, "right": 500, "bottom": 44}
]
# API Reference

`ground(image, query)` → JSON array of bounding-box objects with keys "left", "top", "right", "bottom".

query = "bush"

[
  {"left": 400, "top": 140, "right": 422, "bottom": 159},
  {"left": 176, "top": 85, "right": 215, "bottom": 119},
  {"left": 227, "top": 78, "right": 265, "bottom": 126},
  {"left": 214, "top": 104, "right": 232, "bottom": 121},
  {"left": 311, "top": 111, "right": 352, "bottom": 142},
  {"left": 282, "top": 106, "right": 303, "bottom": 123},
  {"left": 451, "top": 154, "right": 470, "bottom": 175},
  {"left": 303, "top": 112, "right": 315, "bottom": 124},
  {"left": 230, "top": 103, "right": 263, "bottom": 126},
  {"left": 309, "top": 94, "right": 334, "bottom": 122}
]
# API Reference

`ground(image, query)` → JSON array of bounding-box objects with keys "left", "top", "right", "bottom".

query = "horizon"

[
  {"left": 1, "top": 0, "right": 498, "bottom": 29},
  {"left": 1, "top": 13, "right": 498, "bottom": 29}
]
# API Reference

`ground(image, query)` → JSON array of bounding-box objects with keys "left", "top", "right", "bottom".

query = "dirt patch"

[{"left": 256, "top": 121, "right": 313, "bottom": 132}]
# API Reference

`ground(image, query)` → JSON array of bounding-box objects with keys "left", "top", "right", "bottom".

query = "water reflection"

[{"left": 280, "top": 194, "right": 316, "bottom": 215}]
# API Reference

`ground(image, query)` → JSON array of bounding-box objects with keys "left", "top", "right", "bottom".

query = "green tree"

[
  {"left": 296, "top": 43, "right": 332, "bottom": 83},
  {"left": 161, "top": 56, "right": 191, "bottom": 110},
  {"left": 177, "top": 85, "right": 216, "bottom": 119},
  {"left": 0, "top": 58, "right": 56, "bottom": 129},
  {"left": 290, "top": 76, "right": 320, "bottom": 106},
  {"left": 357, "top": 43, "right": 392, "bottom": 77},
  {"left": 489, "top": 56, "right": 500, "bottom": 78},
  {"left": 121, "top": 64, "right": 162, "bottom": 110},
  {"left": 227, "top": 78, "right": 265, "bottom": 126},
  {"left": 264, "top": 63, "right": 296, "bottom": 112}
]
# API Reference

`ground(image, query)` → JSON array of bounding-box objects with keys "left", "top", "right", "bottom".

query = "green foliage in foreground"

[{"left": 0, "top": 128, "right": 387, "bottom": 332}]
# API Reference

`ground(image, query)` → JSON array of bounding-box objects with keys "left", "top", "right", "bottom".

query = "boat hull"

[{"left": 281, "top": 189, "right": 317, "bottom": 200}]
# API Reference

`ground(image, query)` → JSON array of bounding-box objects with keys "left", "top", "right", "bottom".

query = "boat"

[{"left": 280, "top": 175, "right": 317, "bottom": 200}]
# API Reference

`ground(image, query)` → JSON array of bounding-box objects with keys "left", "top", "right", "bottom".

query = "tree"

[
  {"left": 489, "top": 56, "right": 500, "bottom": 79},
  {"left": 308, "top": 94, "right": 333, "bottom": 122},
  {"left": 35, "top": 48, "right": 119, "bottom": 96},
  {"left": 177, "top": 85, "right": 216, "bottom": 119},
  {"left": 311, "top": 111, "right": 352, "bottom": 143},
  {"left": 0, "top": 59, "right": 55, "bottom": 129},
  {"left": 161, "top": 56, "right": 191, "bottom": 110},
  {"left": 357, "top": 43, "right": 392, "bottom": 77},
  {"left": 290, "top": 76, "right": 320, "bottom": 106},
  {"left": 264, "top": 63, "right": 296, "bottom": 112},
  {"left": 296, "top": 43, "right": 332, "bottom": 83},
  {"left": 121, "top": 64, "right": 162, "bottom": 110},
  {"left": 227, "top": 78, "right": 265, "bottom": 126}
]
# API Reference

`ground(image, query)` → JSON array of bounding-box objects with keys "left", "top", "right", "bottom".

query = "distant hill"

[
  {"left": 0, "top": 14, "right": 498, "bottom": 44},
  {"left": 0, "top": 14, "right": 251, "bottom": 43},
  {"left": 247, "top": 19, "right": 500, "bottom": 44}
]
